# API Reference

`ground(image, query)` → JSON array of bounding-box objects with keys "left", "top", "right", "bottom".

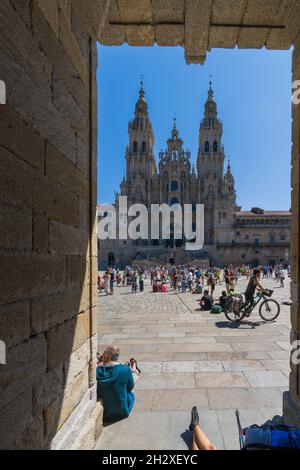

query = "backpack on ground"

[{"left": 211, "top": 304, "right": 223, "bottom": 314}]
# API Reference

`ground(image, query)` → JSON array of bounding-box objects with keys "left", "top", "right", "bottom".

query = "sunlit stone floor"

[{"left": 97, "top": 276, "right": 291, "bottom": 450}]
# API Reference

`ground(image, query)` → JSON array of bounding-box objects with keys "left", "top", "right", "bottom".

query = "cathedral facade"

[{"left": 98, "top": 83, "right": 291, "bottom": 269}]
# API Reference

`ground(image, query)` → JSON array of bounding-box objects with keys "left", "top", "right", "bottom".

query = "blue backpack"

[{"left": 244, "top": 424, "right": 300, "bottom": 450}]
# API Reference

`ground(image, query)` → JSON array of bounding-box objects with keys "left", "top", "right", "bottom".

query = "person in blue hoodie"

[{"left": 96, "top": 345, "right": 140, "bottom": 424}]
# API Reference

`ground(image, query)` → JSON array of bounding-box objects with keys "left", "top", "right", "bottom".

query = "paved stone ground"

[{"left": 96, "top": 277, "right": 292, "bottom": 450}]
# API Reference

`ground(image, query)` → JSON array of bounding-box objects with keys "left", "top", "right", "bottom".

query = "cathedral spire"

[
  {"left": 208, "top": 74, "right": 214, "bottom": 101},
  {"left": 205, "top": 77, "right": 217, "bottom": 114},
  {"left": 139, "top": 77, "right": 145, "bottom": 99},
  {"left": 227, "top": 158, "right": 231, "bottom": 173},
  {"left": 171, "top": 116, "right": 179, "bottom": 140},
  {"left": 134, "top": 79, "right": 148, "bottom": 117},
  {"left": 225, "top": 158, "right": 235, "bottom": 185}
]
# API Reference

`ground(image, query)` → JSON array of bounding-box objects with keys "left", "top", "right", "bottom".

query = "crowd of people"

[{"left": 97, "top": 264, "right": 290, "bottom": 313}]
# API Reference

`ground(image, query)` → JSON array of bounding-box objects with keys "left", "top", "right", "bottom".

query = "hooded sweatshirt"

[{"left": 96, "top": 363, "right": 135, "bottom": 423}]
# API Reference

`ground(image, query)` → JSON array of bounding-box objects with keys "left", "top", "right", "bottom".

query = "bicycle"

[{"left": 224, "top": 289, "right": 280, "bottom": 323}]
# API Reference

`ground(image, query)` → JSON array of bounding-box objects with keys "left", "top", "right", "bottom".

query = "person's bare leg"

[
  {"left": 192, "top": 436, "right": 200, "bottom": 451},
  {"left": 193, "top": 425, "right": 217, "bottom": 451},
  {"left": 189, "top": 406, "right": 217, "bottom": 451}
]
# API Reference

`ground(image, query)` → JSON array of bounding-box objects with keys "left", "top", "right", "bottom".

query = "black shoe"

[{"left": 189, "top": 406, "right": 199, "bottom": 432}]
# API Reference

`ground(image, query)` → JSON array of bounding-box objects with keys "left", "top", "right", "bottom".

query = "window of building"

[
  {"left": 133, "top": 141, "right": 138, "bottom": 153},
  {"left": 213, "top": 141, "right": 218, "bottom": 152},
  {"left": 170, "top": 197, "right": 179, "bottom": 206},
  {"left": 142, "top": 141, "right": 146, "bottom": 153},
  {"left": 205, "top": 141, "right": 209, "bottom": 153},
  {"left": 170, "top": 180, "right": 179, "bottom": 191}
]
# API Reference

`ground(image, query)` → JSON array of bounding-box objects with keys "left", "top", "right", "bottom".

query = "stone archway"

[{"left": 0, "top": 0, "right": 300, "bottom": 450}]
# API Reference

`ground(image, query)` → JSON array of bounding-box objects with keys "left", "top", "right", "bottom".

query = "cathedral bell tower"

[
  {"left": 197, "top": 80, "right": 225, "bottom": 185},
  {"left": 197, "top": 81, "right": 227, "bottom": 246},
  {"left": 125, "top": 81, "right": 156, "bottom": 193}
]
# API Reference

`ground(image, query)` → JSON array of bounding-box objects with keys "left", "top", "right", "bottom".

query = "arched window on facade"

[
  {"left": 213, "top": 141, "right": 218, "bottom": 152},
  {"left": 133, "top": 141, "right": 138, "bottom": 153},
  {"left": 205, "top": 141, "right": 210, "bottom": 153},
  {"left": 170, "top": 180, "right": 179, "bottom": 192},
  {"left": 142, "top": 141, "right": 146, "bottom": 153}
]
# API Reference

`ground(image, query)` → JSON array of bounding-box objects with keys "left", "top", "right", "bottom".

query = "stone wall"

[
  {"left": 283, "top": 31, "right": 300, "bottom": 426},
  {"left": 0, "top": 0, "right": 300, "bottom": 448},
  {"left": 0, "top": 0, "right": 108, "bottom": 449}
]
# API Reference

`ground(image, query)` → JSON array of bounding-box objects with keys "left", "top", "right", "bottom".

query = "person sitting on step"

[
  {"left": 96, "top": 345, "right": 141, "bottom": 424},
  {"left": 198, "top": 289, "right": 213, "bottom": 311}
]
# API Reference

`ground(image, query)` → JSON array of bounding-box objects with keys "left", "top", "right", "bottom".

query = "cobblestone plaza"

[{"left": 97, "top": 276, "right": 292, "bottom": 449}]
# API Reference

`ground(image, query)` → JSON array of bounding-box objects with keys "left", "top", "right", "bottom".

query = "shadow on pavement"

[
  {"left": 180, "top": 429, "right": 192, "bottom": 450},
  {"left": 214, "top": 320, "right": 274, "bottom": 330}
]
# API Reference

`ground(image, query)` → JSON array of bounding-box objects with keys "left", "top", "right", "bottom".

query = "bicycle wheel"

[
  {"left": 259, "top": 299, "right": 280, "bottom": 321},
  {"left": 224, "top": 303, "right": 246, "bottom": 323}
]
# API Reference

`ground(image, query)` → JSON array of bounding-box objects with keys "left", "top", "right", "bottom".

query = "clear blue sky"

[{"left": 97, "top": 44, "right": 292, "bottom": 210}]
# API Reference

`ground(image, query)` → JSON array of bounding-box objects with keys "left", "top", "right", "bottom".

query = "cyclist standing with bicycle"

[
  {"left": 244, "top": 268, "right": 264, "bottom": 313},
  {"left": 224, "top": 268, "right": 280, "bottom": 323}
]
